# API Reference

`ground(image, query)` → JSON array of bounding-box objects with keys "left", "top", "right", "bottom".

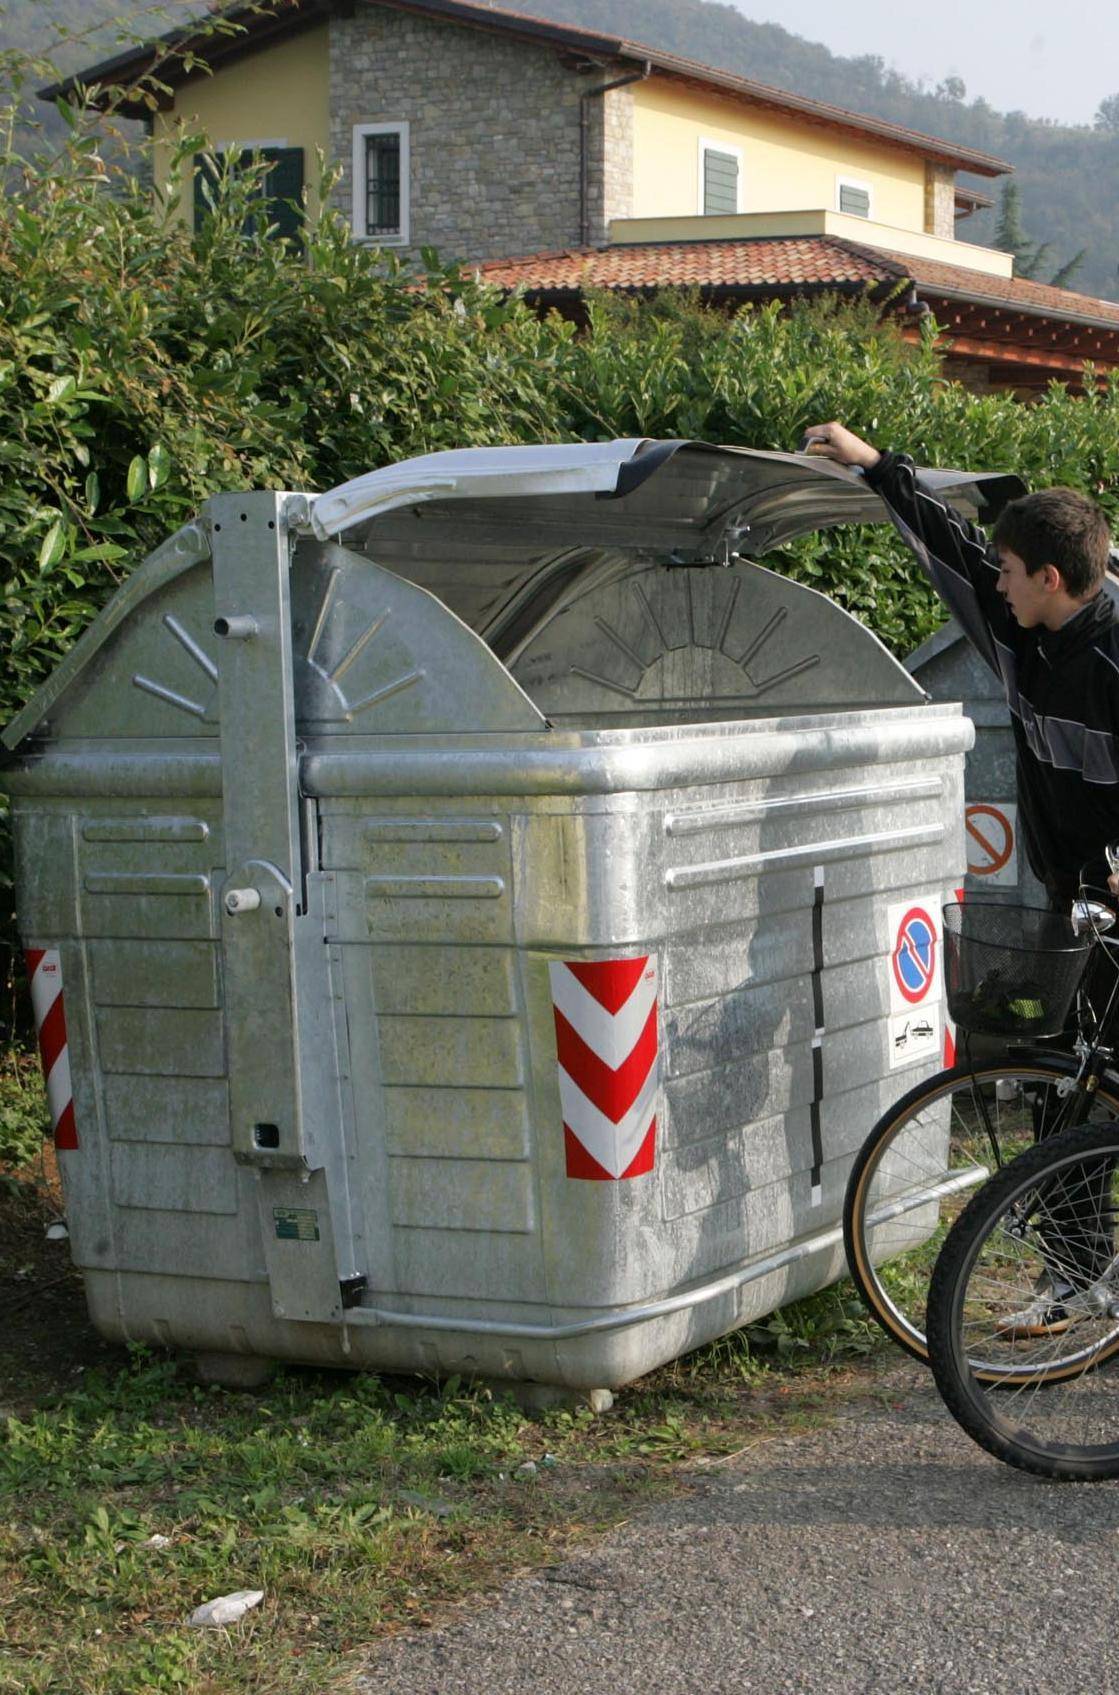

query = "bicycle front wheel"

[
  {"left": 843, "top": 1060, "right": 1119, "bottom": 1372},
  {"left": 927, "top": 1122, "right": 1119, "bottom": 1480}
]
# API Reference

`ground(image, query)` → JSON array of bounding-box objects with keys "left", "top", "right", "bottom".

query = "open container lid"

[
  {"left": 3, "top": 439, "right": 1023, "bottom": 752},
  {"left": 309, "top": 439, "right": 1024, "bottom": 651}
]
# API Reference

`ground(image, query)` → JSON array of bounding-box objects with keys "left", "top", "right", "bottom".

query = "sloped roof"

[
  {"left": 861, "top": 244, "right": 1119, "bottom": 330},
  {"left": 475, "top": 236, "right": 901, "bottom": 294},
  {"left": 41, "top": 0, "right": 1012, "bottom": 177},
  {"left": 474, "top": 235, "right": 1119, "bottom": 335}
]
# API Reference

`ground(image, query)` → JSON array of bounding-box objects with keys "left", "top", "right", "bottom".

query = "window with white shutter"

[
  {"left": 701, "top": 143, "right": 740, "bottom": 215},
  {"left": 837, "top": 178, "right": 873, "bottom": 218}
]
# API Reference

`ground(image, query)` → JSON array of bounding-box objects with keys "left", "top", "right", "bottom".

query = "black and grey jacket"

[{"left": 865, "top": 450, "right": 1119, "bottom": 901}]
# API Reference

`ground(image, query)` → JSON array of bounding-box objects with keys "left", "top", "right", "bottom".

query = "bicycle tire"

[
  {"left": 843, "top": 1059, "right": 1119, "bottom": 1376},
  {"left": 927, "top": 1122, "right": 1119, "bottom": 1480}
]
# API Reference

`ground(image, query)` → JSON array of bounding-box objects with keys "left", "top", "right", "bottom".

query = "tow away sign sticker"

[{"left": 886, "top": 896, "right": 943, "bottom": 1070}]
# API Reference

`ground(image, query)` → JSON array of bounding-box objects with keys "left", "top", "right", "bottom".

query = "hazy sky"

[{"left": 736, "top": 0, "right": 1117, "bottom": 127}]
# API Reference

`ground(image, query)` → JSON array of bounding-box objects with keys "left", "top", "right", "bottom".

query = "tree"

[
  {"left": 1049, "top": 249, "right": 1088, "bottom": 290},
  {"left": 1095, "top": 93, "right": 1119, "bottom": 133},
  {"left": 994, "top": 180, "right": 1029, "bottom": 259},
  {"left": 993, "top": 181, "right": 1085, "bottom": 290}
]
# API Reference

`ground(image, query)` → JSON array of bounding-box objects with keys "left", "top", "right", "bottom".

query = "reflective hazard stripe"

[
  {"left": 25, "top": 947, "right": 78, "bottom": 1150},
  {"left": 549, "top": 955, "right": 659, "bottom": 1181}
]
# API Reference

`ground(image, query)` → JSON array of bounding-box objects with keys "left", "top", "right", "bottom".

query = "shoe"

[
  {"left": 995, "top": 1267, "right": 1119, "bottom": 1339},
  {"left": 995, "top": 1290, "right": 1073, "bottom": 1339}
]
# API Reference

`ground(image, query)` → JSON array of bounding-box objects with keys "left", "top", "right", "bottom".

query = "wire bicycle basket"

[{"left": 942, "top": 901, "right": 1090, "bottom": 1038}]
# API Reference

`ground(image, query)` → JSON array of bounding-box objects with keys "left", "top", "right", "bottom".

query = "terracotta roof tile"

[
  {"left": 476, "top": 236, "right": 1119, "bottom": 334},
  {"left": 474, "top": 237, "right": 903, "bottom": 293},
  {"left": 866, "top": 245, "right": 1119, "bottom": 329}
]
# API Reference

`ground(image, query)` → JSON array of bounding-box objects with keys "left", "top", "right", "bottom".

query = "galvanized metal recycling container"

[{"left": 1, "top": 440, "right": 1016, "bottom": 1391}]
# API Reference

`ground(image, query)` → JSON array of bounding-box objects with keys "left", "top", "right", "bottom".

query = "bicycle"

[
  {"left": 927, "top": 1116, "right": 1119, "bottom": 1479},
  {"left": 843, "top": 886, "right": 1119, "bottom": 1380}
]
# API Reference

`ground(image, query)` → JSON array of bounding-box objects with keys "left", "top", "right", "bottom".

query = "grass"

[
  {"left": 0, "top": 1065, "right": 899, "bottom": 1695},
  {"left": 0, "top": 1350, "right": 678, "bottom": 1695},
  {"left": 0, "top": 1049, "right": 49, "bottom": 1174}
]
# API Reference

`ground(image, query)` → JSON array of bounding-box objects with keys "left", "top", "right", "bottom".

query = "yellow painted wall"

[
  {"left": 152, "top": 26, "right": 330, "bottom": 225},
  {"left": 631, "top": 78, "right": 928, "bottom": 229}
]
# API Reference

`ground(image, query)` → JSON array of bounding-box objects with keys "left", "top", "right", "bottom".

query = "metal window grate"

[{"left": 366, "top": 132, "right": 401, "bottom": 236}]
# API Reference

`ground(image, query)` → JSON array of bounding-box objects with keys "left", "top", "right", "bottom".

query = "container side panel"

[
  {"left": 364, "top": 943, "right": 515, "bottom": 1016},
  {"left": 102, "top": 1075, "right": 231, "bottom": 1147},
  {"left": 95, "top": 1008, "right": 226, "bottom": 1078},
  {"left": 384, "top": 1086, "right": 530, "bottom": 1160},
  {"left": 364, "top": 880, "right": 513, "bottom": 945},
  {"left": 79, "top": 892, "right": 215, "bottom": 940},
  {"left": 387, "top": 1158, "right": 535, "bottom": 1233},
  {"left": 12, "top": 808, "right": 80, "bottom": 937},
  {"left": 386, "top": 1233, "right": 548, "bottom": 1303},
  {"left": 111, "top": 1209, "right": 266, "bottom": 1282},
  {"left": 109, "top": 1143, "right": 239, "bottom": 1216},
  {"left": 90, "top": 939, "right": 219, "bottom": 1008},
  {"left": 8, "top": 798, "right": 266, "bottom": 1325},
  {"left": 377, "top": 1015, "right": 524, "bottom": 1089}
]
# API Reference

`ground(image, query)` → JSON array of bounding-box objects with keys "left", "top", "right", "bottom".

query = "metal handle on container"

[{"left": 224, "top": 887, "right": 262, "bottom": 915}]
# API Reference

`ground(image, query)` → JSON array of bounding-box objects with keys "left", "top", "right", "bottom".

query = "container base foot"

[
  {"left": 476, "top": 1377, "right": 615, "bottom": 1414},
  {"left": 194, "top": 1352, "right": 275, "bottom": 1390}
]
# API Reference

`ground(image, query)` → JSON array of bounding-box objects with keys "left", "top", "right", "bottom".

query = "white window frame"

[
  {"left": 352, "top": 121, "right": 410, "bottom": 246},
  {"left": 698, "top": 138, "right": 742, "bottom": 216},
  {"left": 836, "top": 176, "right": 874, "bottom": 219}
]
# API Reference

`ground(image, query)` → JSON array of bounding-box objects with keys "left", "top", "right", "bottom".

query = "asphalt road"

[{"left": 359, "top": 1363, "right": 1119, "bottom": 1694}]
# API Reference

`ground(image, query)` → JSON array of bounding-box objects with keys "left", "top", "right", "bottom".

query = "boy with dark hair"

[
  {"left": 803, "top": 422, "right": 1119, "bottom": 1337},
  {"left": 994, "top": 486, "right": 1112, "bottom": 599}
]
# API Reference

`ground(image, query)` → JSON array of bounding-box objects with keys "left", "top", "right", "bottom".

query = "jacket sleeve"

[{"left": 864, "top": 450, "right": 1013, "bottom": 677}]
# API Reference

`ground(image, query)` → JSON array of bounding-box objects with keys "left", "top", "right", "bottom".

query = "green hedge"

[{"left": 5, "top": 93, "right": 1119, "bottom": 1037}]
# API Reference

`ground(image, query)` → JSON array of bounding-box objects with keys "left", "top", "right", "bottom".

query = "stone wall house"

[{"left": 328, "top": 8, "right": 635, "bottom": 260}]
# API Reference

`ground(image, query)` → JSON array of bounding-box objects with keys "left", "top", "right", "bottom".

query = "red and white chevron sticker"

[
  {"left": 26, "top": 947, "right": 79, "bottom": 1151},
  {"left": 549, "top": 954, "right": 659, "bottom": 1181}
]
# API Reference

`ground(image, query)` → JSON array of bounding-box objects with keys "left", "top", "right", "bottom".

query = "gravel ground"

[{"left": 359, "top": 1363, "right": 1119, "bottom": 1695}]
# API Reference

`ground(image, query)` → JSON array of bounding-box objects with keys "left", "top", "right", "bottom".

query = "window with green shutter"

[
  {"left": 192, "top": 146, "right": 305, "bottom": 245},
  {"left": 837, "top": 180, "right": 872, "bottom": 218},
  {"left": 703, "top": 147, "right": 739, "bottom": 216}
]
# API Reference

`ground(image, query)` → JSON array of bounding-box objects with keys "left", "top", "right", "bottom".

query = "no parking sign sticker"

[
  {"left": 965, "top": 801, "right": 1018, "bottom": 888},
  {"left": 885, "top": 895, "right": 943, "bottom": 1070}
]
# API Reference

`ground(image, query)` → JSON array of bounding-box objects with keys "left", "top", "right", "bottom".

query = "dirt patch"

[{"left": 0, "top": 1148, "right": 123, "bottom": 1416}]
